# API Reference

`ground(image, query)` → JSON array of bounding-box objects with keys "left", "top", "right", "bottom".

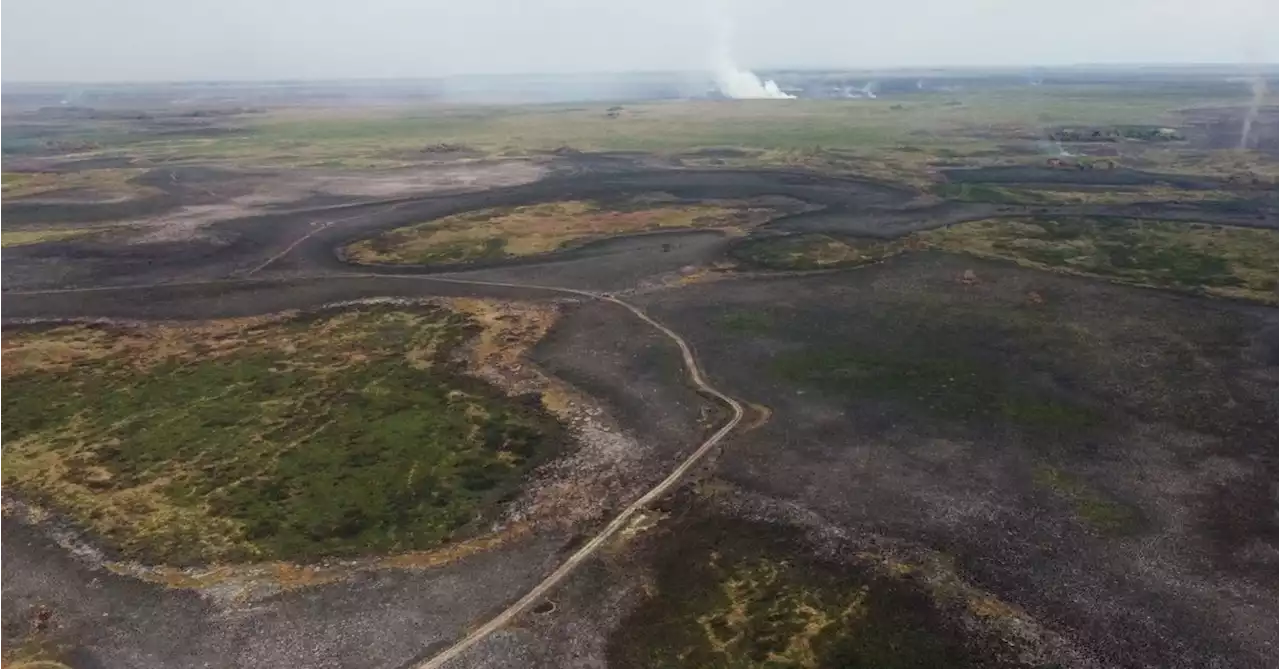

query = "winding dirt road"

[
  {"left": 5, "top": 266, "right": 749, "bottom": 669},
  {"left": 374, "top": 275, "right": 746, "bottom": 669}
]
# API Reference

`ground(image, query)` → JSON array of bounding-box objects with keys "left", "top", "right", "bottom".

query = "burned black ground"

[
  {"left": 634, "top": 252, "right": 1277, "bottom": 668},
  {"left": 3, "top": 87, "right": 1278, "bottom": 669}
]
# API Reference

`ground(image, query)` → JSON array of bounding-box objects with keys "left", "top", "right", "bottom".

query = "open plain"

[{"left": 2, "top": 69, "right": 1277, "bottom": 669}]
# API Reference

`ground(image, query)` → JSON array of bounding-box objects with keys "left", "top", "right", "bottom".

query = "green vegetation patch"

[
  {"left": 609, "top": 518, "right": 988, "bottom": 669},
  {"left": 738, "top": 219, "right": 1277, "bottom": 303},
  {"left": 1, "top": 307, "right": 564, "bottom": 565},
  {"left": 924, "top": 217, "right": 1279, "bottom": 302},
  {"left": 347, "top": 199, "right": 764, "bottom": 266},
  {"left": 773, "top": 345, "right": 1101, "bottom": 434},
  {"left": 1, "top": 228, "right": 102, "bottom": 247},
  {"left": 930, "top": 181, "right": 1246, "bottom": 205},
  {"left": 716, "top": 311, "right": 774, "bottom": 334},
  {"left": 732, "top": 234, "right": 907, "bottom": 270},
  {"left": 1033, "top": 466, "right": 1143, "bottom": 535}
]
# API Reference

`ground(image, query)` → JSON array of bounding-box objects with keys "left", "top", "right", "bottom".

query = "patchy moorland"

[
  {"left": 345, "top": 196, "right": 793, "bottom": 265},
  {"left": 2, "top": 306, "right": 566, "bottom": 565},
  {"left": 735, "top": 217, "right": 1278, "bottom": 302},
  {"left": 2, "top": 71, "right": 1277, "bottom": 669},
  {"left": 610, "top": 513, "right": 1015, "bottom": 669},
  {"left": 1, "top": 227, "right": 113, "bottom": 248},
  {"left": 633, "top": 251, "right": 1277, "bottom": 669}
]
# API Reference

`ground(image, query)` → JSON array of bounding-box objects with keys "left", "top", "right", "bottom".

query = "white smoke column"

[
  {"left": 707, "top": 0, "right": 794, "bottom": 99},
  {"left": 1239, "top": 77, "right": 1266, "bottom": 149},
  {"left": 712, "top": 56, "right": 794, "bottom": 99}
]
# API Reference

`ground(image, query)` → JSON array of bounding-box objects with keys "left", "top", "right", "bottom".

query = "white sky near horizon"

[{"left": 3, "top": 0, "right": 1277, "bottom": 82}]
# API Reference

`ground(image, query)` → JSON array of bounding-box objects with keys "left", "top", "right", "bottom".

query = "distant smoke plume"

[
  {"left": 707, "top": 0, "right": 794, "bottom": 99},
  {"left": 711, "top": 57, "right": 794, "bottom": 99},
  {"left": 1239, "top": 77, "right": 1266, "bottom": 149}
]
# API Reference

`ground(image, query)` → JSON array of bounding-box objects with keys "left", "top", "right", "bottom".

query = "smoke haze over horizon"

[{"left": 3, "top": 0, "right": 1278, "bottom": 83}]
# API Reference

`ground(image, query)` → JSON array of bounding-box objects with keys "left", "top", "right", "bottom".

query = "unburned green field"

[
  {"left": 1, "top": 307, "right": 564, "bottom": 565},
  {"left": 927, "top": 218, "right": 1278, "bottom": 302}
]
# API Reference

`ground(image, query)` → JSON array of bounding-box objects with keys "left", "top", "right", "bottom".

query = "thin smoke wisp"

[{"left": 1238, "top": 77, "right": 1266, "bottom": 149}]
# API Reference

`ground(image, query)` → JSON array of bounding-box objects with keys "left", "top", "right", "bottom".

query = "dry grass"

[
  {"left": 1, "top": 228, "right": 102, "bottom": 247},
  {"left": 132, "top": 519, "right": 536, "bottom": 592},
  {"left": 441, "top": 297, "right": 585, "bottom": 418},
  {"left": 3, "top": 299, "right": 592, "bottom": 597},
  {"left": 0, "top": 631, "right": 71, "bottom": 669},
  {"left": 0, "top": 168, "right": 158, "bottom": 200},
  {"left": 741, "top": 219, "right": 1277, "bottom": 303},
  {"left": 7, "top": 663, "right": 74, "bottom": 669},
  {"left": 1, "top": 314, "right": 291, "bottom": 377},
  {"left": 735, "top": 234, "right": 915, "bottom": 270},
  {"left": 996, "top": 185, "right": 1246, "bottom": 205},
  {"left": 921, "top": 218, "right": 1278, "bottom": 303},
  {"left": 347, "top": 198, "right": 779, "bottom": 265},
  {"left": 692, "top": 555, "right": 867, "bottom": 668},
  {"left": 1, "top": 306, "right": 565, "bottom": 565}
]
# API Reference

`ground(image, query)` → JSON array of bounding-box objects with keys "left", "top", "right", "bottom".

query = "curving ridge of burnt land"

[
  {"left": 0, "top": 167, "right": 906, "bottom": 291},
  {"left": 5, "top": 163, "right": 1276, "bottom": 295},
  {"left": 2, "top": 161, "right": 1278, "bottom": 669},
  {"left": 2, "top": 166, "right": 794, "bottom": 669}
]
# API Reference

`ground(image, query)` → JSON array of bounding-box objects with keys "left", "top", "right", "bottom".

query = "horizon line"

[{"left": 4, "top": 62, "right": 1278, "bottom": 87}]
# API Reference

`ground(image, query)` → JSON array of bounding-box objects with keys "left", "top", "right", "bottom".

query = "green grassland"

[
  {"left": 1, "top": 307, "right": 564, "bottom": 565},
  {"left": 236, "top": 88, "right": 1223, "bottom": 154},
  {"left": 925, "top": 218, "right": 1278, "bottom": 301},
  {"left": 735, "top": 218, "right": 1278, "bottom": 303},
  {"left": 5, "top": 83, "right": 1269, "bottom": 193},
  {"left": 73, "top": 85, "right": 1271, "bottom": 184},
  {"left": 346, "top": 198, "right": 768, "bottom": 265}
]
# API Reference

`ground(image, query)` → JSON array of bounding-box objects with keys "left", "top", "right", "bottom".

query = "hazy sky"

[{"left": 4, "top": 0, "right": 1277, "bottom": 81}]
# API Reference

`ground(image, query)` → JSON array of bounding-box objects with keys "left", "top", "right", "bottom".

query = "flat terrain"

[
  {"left": 2, "top": 69, "right": 1276, "bottom": 669},
  {"left": 635, "top": 253, "right": 1276, "bottom": 668},
  {"left": 345, "top": 196, "right": 799, "bottom": 265},
  {"left": 736, "top": 216, "right": 1278, "bottom": 302},
  {"left": 3, "top": 307, "right": 565, "bottom": 564}
]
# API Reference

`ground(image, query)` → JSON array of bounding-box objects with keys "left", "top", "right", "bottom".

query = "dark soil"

[
  {"left": 531, "top": 299, "right": 708, "bottom": 464},
  {"left": 634, "top": 252, "right": 1278, "bottom": 669},
  {"left": 607, "top": 511, "right": 1009, "bottom": 669},
  {"left": 3, "top": 153, "right": 1277, "bottom": 669},
  {"left": 1, "top": 166, "right": 256, "bottom": 226},
  {"left": 1, "top": 515, "right": 571, "bottom": 669},
  {"left": 1, "top": 195, "right": 182, "bottom": 225}
]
